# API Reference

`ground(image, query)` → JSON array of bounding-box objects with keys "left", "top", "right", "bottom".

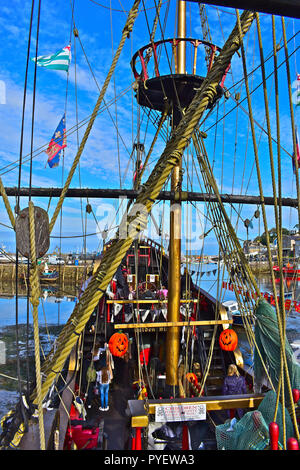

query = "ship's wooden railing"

[
  {"left": 131, "top": 37, "right": 227, "bottom": 82},
  {"left": 128, "top": 394, "right": 265, "bottom": 428},
  {"left": 107, "top": 298, "right": 233, "bottom": 329},
  {"left": 107, "top": 297, "right": 241, "bottom": 365},
  {"left": 106, "top": 298, "right": 198, "bottom": 325},
  {"left": 142, "top": 236, "right": 167, "bottom": 256},
  {"left": 114, "top": 320, "right": 233, "bottom": 329},
  {"left": 19, "top": 345, "right": 79, "bottom": 450}
]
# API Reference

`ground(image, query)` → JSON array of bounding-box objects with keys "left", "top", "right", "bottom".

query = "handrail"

[
  {"left": 114, "top": 320, "right": 233, "bottom": 329},
  {"left": 131, "top": 37, "right": 224, "bottom": 82},
  {"left": 128, "top": 394, "right": 265, "bottom": 427}
]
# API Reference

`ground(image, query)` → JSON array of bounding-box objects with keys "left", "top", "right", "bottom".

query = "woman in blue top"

[{"left": 223, "top": 364, "right": 247, "bottom": 419}]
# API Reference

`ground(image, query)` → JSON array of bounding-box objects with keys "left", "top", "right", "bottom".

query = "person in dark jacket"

[{"left": 222, "top": 364, "right": 247, "bottom": 419}]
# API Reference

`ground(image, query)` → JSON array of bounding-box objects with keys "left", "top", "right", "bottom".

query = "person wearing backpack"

[{"left": 84, "top": 342, "right": 103, "bottom": 409}]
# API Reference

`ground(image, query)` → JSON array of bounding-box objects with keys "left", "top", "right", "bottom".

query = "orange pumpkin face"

[
  {"left": 108, "top": 332, "right": 129, "bottom": 357},
  {"left": 219, "top": 329, "right": 238, "bottom": 351},
  {"left": 186, "top": 373, "right": 198, "bottom": 385}
]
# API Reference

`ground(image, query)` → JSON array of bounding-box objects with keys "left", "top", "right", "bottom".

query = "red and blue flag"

[{"left": 45, "top": 114, "right": 66, "bottom": 168}]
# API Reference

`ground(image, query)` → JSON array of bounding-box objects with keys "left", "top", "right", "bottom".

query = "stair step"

[
  {"left": 206, "top": 384, "right": 223, "bottom": 393},
  {"left": 208, "top": 373, "right": 224, "bottom": 379},
  {"left": 207, "top": 380, "right": 223, "bottom": 389},
  {"left": 84, "top": 334, "right": 104, "bottom": 341}
]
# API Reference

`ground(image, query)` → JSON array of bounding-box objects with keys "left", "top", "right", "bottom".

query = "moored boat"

[
  {"left": 40, "top": 270, "right": 59, "bottom": 283},
  {"left": 273, "top": 264, "right": 300, "bottom": 277}
]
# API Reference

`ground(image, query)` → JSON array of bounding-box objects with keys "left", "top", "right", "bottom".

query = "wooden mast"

[{"left": 165, "top": 0, "right": 186, "bottom": 388}]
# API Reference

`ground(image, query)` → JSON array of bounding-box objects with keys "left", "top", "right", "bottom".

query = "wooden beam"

[
  {"left": 19, "top": 346, "right": 78, "bottom": 450},
  {"left": 128, "top": 394, "right": 265, "bottom": 427},
  {"left": 147, "top": 394, "right": 265, "bottom": 414},
  {"left": 114, "top": 319, "right": 233, "bottom": 329},
  {"left": 5, "top": 187, "right": 298, "bottom": 207},
  {"left": 183, "top": 0, "right": 300, "bottom": 19}
]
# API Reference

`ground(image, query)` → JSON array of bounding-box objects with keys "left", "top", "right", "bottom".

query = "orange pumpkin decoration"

[
  {"left": 219, "top": 329, "right": 238, "bottom": 351},
  {"left": 186, "top": 373, "right": 198, "bottom": 385},
  {"left": 108, "top": 332, "right": 129, "bottom": 357}
]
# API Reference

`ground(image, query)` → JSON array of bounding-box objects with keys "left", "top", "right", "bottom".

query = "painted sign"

[{"left": 155, "top": 403, "right": 206, "bottom": 422}]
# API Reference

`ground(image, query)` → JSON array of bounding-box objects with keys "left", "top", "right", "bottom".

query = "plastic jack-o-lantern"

[
  {"left": 186, "top": 372, "right": 198, "bottom": 385},
  {"left": 108, "top": 332, "right": 129, "bottom": 357},
  {"left": 219, "top": 329, "right": 238, "bottom": 351}
]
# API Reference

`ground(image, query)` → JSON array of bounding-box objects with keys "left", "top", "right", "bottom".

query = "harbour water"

[
  {"left": 0, "top": 266, "right": 299, "bottom": 421},
  {"left": 0, "top": 283, "right": 78, "bottom": 420}
]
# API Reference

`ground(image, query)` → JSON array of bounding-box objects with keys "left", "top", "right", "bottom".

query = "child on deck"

[{"left": 97, "top": 365, "right": 113, "bottom": 411}]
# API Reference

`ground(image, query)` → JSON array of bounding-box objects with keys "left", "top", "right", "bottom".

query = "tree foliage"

[{"left": 254, "top": 228, "right": 290, "bottom": 246}]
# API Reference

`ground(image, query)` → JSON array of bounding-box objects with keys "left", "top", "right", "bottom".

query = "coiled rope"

[{"left": 28, "top": 202, "right": 45, "bottom": 449}]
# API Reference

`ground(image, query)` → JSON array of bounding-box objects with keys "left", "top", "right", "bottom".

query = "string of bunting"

[{"left": 222, "top": 281, "right": 300, "bottom": 312}]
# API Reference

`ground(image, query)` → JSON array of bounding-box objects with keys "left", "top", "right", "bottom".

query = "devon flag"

[
  {"left": 45, "top": 114, "right": 67, "bottom": 168},
  {"left": 31, "top": 45, "right": 71, "bottom": 71}
]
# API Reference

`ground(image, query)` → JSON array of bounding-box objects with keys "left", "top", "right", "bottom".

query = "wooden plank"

[
  {"left": 57, "top": 373, "right": 76, "bottom": 450},
  {"left": 184, "top": 0, "right": 300, "bottom": 19},
  {"left": 18, "top": 408, "right": 58, "bottom": 450},
  {"left": 147, "top": 394, "right": 265, "bottom": 413},
  {"left": 128, "top": 394, "right": 265, "bottom": 427},
  {"left": 4, "top": 187, "right": 298, "bottom": 207},
  {"left": 114, "top": 319, "right": 233, "bottom": 329},
  {"left": 19, "top": 347, "right": 78, "bottom": 450}
]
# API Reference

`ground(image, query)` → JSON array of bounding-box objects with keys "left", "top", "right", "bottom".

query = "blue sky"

[{"left": 0, "top": 1, "right": 299, "bottom": 255}]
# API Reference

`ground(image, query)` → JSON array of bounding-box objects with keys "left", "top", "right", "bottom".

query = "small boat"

[
  {"left": 222, "top": 300, "right": 253, "bottom": 326},
  {"left": 40, "top": 270, "right": 59, "bottom": 283},
  {"left": 273, "top": 264, "right": 300, "bottom": 277}
]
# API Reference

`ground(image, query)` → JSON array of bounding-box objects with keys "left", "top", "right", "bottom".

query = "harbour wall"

[
  {"left": 0, "top": 263, "right": 88, "bottom": 284},
  {"left": 0, "top": 261, "right": 271, "bottom": 284},
  {"left": 248, "top": 261, "right": 271, "bottom": 274}
]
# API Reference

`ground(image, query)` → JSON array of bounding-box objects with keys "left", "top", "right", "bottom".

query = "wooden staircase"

[{"left": 198, "top": 325, "right": 226, "bottom": 396}]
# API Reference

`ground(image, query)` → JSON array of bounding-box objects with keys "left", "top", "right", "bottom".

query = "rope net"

[
  {"left": 216, "top": 390, "right": 294, "bottom": 450},
  {"left": 254, "top": 299, "right": 300, "bottom": 396}
]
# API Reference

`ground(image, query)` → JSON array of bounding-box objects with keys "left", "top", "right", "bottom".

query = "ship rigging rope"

[
  {"left": 195, "top": 41, "right": 298, "bottom": 390},
  {"left": 259, "top": 14, "right": 287, "bottom": 434},
  {"left": 282, "top": 17, "right": 300, "bottom": 229},
  {"left": 87, "top": 0, "right": 168, "bottom": 14},
  {"left": 203, "top": 32, "right": 300, "bottom": 137},
  {"left": 28, "top": 202, "right": 45, "bottom": 450},
  {"left": 0, "top": 31, "right": 297, "bottom": 180},
  {"left": 48, "top": 0, "right": 142, "bottom": 235},
  {"left": 197, "top": 175, "right": 257, "bottom": 357},
  {"left": 236, "top": 11, "right": 299, "bottom": 445},
  {"left": 0, "top": 0, "right": 141, "bottom": 450},
  {"left": 0, "top": 84, "right": 133, "bottom": 179},
  {"left": 26, "top": 9, "right": 257, "bottom": 406},
  {"left": 180, "top": 144, "right": 220, "bottom": 394},
  {"left": 188, "top": 17, "right": 290, "bottom": 364},
  {"left": 193, "top": 132, "right": 274, "bottom": 388}
]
